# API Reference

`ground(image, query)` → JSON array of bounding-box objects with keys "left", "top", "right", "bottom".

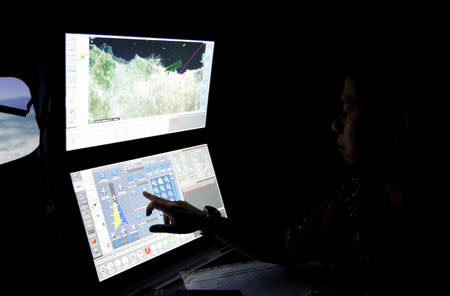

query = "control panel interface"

[
  {"left": 65, "top": 33, "right": 214, "bottom": 151},
  {"left": 70, "top": 144, "right": 226, "bottom": 281}
]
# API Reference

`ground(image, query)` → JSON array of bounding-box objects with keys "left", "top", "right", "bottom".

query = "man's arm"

[
  {"left": 204, "top": 216, "right": 294, "bottom": 264},
  {"left": 143, "top": 192, "right": 309, "bottom": 264}
]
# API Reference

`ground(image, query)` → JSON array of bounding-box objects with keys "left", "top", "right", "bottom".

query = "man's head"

[
  {"left": 332, "top": 77, "right": 365, "bottom": 166},
  {"left": 331, "top": 68, "right": 407, "bottom": 180}
]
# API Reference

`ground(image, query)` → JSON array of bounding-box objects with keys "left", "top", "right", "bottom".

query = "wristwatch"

[{"left": 200, "top": 206, "right": 222, "bottom": 236}]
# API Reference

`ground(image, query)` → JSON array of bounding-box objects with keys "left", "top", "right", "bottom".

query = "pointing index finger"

[
  {"left": 143, "top": 191, "right": 170, "bottom": 216},
  {"left": 143, "top": 191, "right": 158, "bottom": 201}
]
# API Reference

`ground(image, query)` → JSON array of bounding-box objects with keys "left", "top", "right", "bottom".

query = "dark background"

[
  {"left": 90, "top": 37, "right": 206, "bottom": 71},
  {"left": 1, "top": 11, "right": 418, "bottom": 294}
]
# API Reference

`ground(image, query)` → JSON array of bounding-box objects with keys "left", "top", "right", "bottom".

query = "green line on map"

[{"left": 165, "top": 59, "right": 183, "bottom": 72}]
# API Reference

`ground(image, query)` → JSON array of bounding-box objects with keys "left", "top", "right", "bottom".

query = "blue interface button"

[
  {"left": 166, "top": 162, "right": 171, "bottom": 168},
  {"left": 151, "top": 179, "right": 158, "bottom": 187},
  {"left": 165, "top": 183, "right": 172, "bottom": 190},
  {"left": 127, "top": 175, "right": 133, "bottom": 182},
  {"left": 111, "top": 169, "right": 117, "bottom": 177},
  {"left": 131, "top": 189, "right": 137, "bottom": 196},
  {"left": 153, "top": 187, "right": 159, "bottom": 194},
  {"left": 99, "top": 172, "right": 106, "bottom": 179},
  {"left": 152, "top": 165, "right": 158, "bottom": 171},
  {"left": 159, "top": 185, "right": 166, "bottom": 192},
  {"left": 163, "top": 176, "right": 170, "bottom": 183},
  {"left": 161, "top": 192, "right": 167, "bottom": 199},
  {"left": 146, "top": 167, "right": 151, "bottom": 173},
  {"left": 113, "top": 240, "right": 121, "bottom": 248},
  {"left": 137, "top": 172, "right": 144, "bottom": 179},
  {"left": 168, "top": 190, "right": 174, "bottom": 197},
  {"left": 159, "top": 163, "right": 165, "bottom": 170}
]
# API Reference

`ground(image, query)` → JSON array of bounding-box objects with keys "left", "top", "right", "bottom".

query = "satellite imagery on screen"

[{"left": 88, "top": 37, "right": 207, "bottom": 123}]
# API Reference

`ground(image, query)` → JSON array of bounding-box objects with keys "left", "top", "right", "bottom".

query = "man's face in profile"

[{"left": 332, "top": 77, "right": 367, "bottom": 167}]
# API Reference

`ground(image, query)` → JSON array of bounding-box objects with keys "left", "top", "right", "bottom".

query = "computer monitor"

[
  {"left": 65, "top": 33, "right": 214, "bottom": 151},
  {"left": 69, "top": 144, "right": 226, "bottom": 282}
]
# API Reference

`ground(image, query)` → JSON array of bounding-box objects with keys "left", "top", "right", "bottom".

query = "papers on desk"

[{"left": 181, "top": 260, "right": 314, "bottom": 296}]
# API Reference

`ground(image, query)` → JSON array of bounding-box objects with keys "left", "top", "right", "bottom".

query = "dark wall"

[{"left": 204, "top": 28, "right": 349, "bottom": 225}]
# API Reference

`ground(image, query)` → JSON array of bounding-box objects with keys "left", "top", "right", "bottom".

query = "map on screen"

[
  {"left": 65, "top": 34, "right": 214, "bottom": 151},
  {"left": 88, "top": 37, "right": 208, "bottom": 123}
]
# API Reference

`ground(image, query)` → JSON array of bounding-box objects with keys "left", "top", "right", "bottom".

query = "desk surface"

[{"left": 162, "top": 250, "right": 252, "bottom": 291}]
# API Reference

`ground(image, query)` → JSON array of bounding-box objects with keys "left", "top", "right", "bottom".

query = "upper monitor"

[{"left": 65, "top": 33, "right": 214, "bottom": 151}]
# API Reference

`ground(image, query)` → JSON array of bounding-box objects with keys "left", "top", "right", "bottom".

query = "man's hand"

[
  {"left": 144, "top": 194, "right": 289, "bottom": 263},
  {"left": 143, "top": 191, "right": 207, "bottom": 234}
]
